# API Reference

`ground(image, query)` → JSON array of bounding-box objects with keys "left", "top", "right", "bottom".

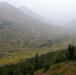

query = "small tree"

[
  {"left": 52, "top": 50, "right": 66, "bottom": 64},
  {"left": 35, "top": 52, "right": 39, "bottom": 71},
  {"left": 67, "top": 44, "right": 74, "bottom": 60}
]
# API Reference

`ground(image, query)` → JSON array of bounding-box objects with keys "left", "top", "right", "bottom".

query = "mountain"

[
  {"left": 20, "top": 6, "right": 68, "bottom": 27},
  {"left": 50, "top": 19, "right": 67, "bottom": 26},
  {"left": 0, "top": 2, "right": 76, "bottom": 66},
  {"left": 19, "top": 6, "right": 53, "bottom": 24},
  {"left": 66, "top": 19, "right": 76, "bottom": 27},
  {"left": 65, "top": 19, "right": 76, "bottom": 34},
  {"left": 0, "top": 2, "right": 68, "bottom": 51},
  {"left": 19, "top": 6, "right": 39, "bottom": 18}
]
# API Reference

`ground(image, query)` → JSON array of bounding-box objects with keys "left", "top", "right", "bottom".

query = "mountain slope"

[
  {"left": 35, "top": 61, "right": 76, "bottom": 75},
  {"left": 0, "top": 2, "right": 67, "bottom": 49},
  {"left": 64, "top": 19, "right": 76, "bottom": 35},
  {"left": 50, "top": 19, "right": 67, "bottom": 26},
  {"left": 20, "top": 6, "right": 68, "bottom": 27},
  {"left": 19, "top": 6, "right": 55, "bottom": 25}
]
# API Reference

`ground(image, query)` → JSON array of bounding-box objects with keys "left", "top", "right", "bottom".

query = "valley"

[
  {"left": 0, "top": 2, "right": 76, "bottom": 65},
  {"left": 0, "top": 1, "right": 76, "bottom": 75}
]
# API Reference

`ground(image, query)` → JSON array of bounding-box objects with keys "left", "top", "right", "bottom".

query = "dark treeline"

[{"left": 0, "top": 44, "right": 76, "bottom": 75}]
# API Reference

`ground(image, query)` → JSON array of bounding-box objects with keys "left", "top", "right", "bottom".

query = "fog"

[{"left": 0, "top": 0, "right": 76, "bottom": 22}]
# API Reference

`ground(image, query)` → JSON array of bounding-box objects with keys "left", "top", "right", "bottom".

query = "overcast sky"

[{"left": 0, "top": 0, "right": 76, "bottom": 22}]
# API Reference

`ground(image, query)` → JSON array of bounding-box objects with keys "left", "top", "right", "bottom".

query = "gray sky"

[{"left": 0, "top": 0, "right": 76, "bottom": 22}]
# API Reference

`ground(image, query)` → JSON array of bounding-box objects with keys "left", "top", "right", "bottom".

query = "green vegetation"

[
  {"left": 67, "top": 44, "right": 75, "bottom": 60},
  {"left": 0, "top": 20, "right": 70, "bottom": 66},
  {"left": 0, "top": 2, "right": 76, "bottom": 75},
  {"left": 35, "top": 52, "right": 39, "bottom": 71},
  {"left": 0, "top": 3, "right": 76, "bottom": 66},
  {"left": 0, "top": 44, "right": 76, "bottom": 75}
]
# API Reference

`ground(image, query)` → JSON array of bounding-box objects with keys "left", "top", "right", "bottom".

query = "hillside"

[
  {"left": 0, "top": 44, "right": 76, "bottom": 75},
  {"left": 0, "top": 1, "right": 76, "bottom": 75},
  {"left": 0, "top": 2, "right": 67, "bottom": 49},
  {"left": 0, "top": 2, "right": 76, "bottom": 66},
  {"left": 0, "top": 2, "right": 70, "bottom": 65},
  {"left": 19, "top": 6, "right": 76, "bottom": 48},
  {"left": 65, "top": 19, "right": 76, "bottom": 33},
  {"left": 35, "top": 61, "right": 76, "bottom": 75},
  {"left": 19, "top": 6, "right": 53, "bottom": 24}
]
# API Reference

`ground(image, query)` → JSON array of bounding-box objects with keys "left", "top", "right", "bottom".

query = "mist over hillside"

[
  {"left": 0, "top": 1, "right": 76, "bottom": 75},
  {"left": 19, "top": 6, "right": 54, "bottom": 25},
  {"left": 0, "top": 2, "right": 69, "bottom": 49}
]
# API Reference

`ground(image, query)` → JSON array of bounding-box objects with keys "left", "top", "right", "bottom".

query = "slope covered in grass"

[{"left": 35, "top": 61, "right": 76, "bottom": 75}]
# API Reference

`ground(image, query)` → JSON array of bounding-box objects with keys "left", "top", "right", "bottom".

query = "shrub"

[{"left": 52, "top": 50, "right": 66, "bottom": 64}]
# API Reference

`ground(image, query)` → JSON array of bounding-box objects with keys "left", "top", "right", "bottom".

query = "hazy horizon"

[{"left": 0, "top": 0, "right": 76, "bottom": 22}]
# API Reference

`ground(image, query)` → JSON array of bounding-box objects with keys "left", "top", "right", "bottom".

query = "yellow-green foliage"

[{"left": 0, "top": 47, "right": 58, "bottom": 66}]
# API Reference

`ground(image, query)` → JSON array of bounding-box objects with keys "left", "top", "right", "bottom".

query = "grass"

[
  {"left": 35, "top": 61, "right": 76, "bottom": 75},
  {"left": 0, "top": 38, "right": 74, "bottom": 66},
  {"left": 0, "top": 34, "right": 74, "bottom": 66},
  {"left": 0, "top": 47, "right": 59, "bottom": 66},
  {"left": 50, "top": 62, "right": 66, "bottom": 70}
]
